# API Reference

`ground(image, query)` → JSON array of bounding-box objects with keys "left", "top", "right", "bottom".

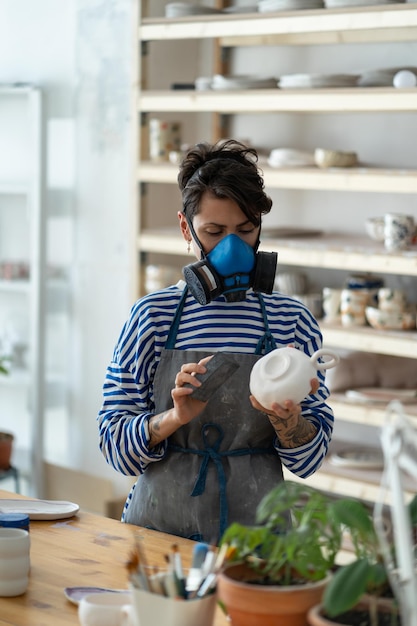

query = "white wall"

[{"left": 0, "top": 0, "right": 136, "bottom": 499}]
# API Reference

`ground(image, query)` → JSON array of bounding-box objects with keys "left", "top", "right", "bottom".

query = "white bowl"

[
  {"left": 365, "top": 217, "right": 385, "bottom": 242},
  {"left": 365, "top": 306, "right": 416, "bottom": 331}
]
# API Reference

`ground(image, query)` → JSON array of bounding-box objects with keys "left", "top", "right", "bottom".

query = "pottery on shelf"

[{"left": 249, "top": 347, "right": 339, "bottom": 409}]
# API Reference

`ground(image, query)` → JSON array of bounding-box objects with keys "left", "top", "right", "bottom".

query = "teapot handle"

[{"left": 310, "top": 348, "right": 340, "bottom": 371}]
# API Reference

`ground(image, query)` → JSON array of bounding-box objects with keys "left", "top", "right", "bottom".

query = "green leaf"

[
  {"left": 323, "top": 558, "right": 371, "bottom": 617},
  {"left": 408, "top": 495, "right": 417, "bottom": 527}
]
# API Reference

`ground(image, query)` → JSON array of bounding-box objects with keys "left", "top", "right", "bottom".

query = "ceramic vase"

[
  {"left": 0, "top": 432, "right": 14, "bottom": 470},
  {"left": 307, "top": 597, "right": 399, "bottom": 626}
]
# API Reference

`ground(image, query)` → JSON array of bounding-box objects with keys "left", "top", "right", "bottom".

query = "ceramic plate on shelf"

[
  {"left": 262, "top": 227, "right": 323, "bottom": 237},
  {"left": 64, "top": 587, "right": 131, "bottom": 605},
  {"left": 345, "top": 388, "right": 417, "bottom": 404},
  {"left": 0, "top": 498, "right": 79, "bottom": 520},
  {"left": 330, "top": 448, "right": 384, "bottom": 469}
]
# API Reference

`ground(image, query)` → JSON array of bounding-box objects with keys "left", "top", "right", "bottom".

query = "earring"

[{"left": 187, "top": 240, "right": 191, "bottom": 254}]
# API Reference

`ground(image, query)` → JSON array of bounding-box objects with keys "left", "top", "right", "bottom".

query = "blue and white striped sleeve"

[
  {"left": 97, "top": 296, "right": 172, "bottom": 475},
  {"left": 97, "top": 361, "right": 167, "bottom": 475},
  {"left": 272, "top": 308, "right": 334, "bottom": 478}
]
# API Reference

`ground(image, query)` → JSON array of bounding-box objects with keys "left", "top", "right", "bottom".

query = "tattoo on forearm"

[
  {"left": 149, "top": 413, "right": 166, "bottom": 446},
  {"left": 267, "top": 413, "right": 317, "bottom": 448}
]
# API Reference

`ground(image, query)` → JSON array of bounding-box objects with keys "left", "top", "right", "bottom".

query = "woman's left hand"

[{"left": 250, "top": 377, "right": 319, "bottom": 447}]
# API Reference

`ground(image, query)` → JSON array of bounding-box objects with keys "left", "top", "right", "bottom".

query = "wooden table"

[{"left": 0, "top": 490, "right": 229, "bottom": 626}]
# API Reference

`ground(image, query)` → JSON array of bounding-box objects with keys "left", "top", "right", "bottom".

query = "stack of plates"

[
  {"left": 223, "top": 4, "right": 258, "bottom": 12},
  {"left": 258, "top": 0, "right": 324, "bottom": 10},
  {"left": 211, "top": 74, "right": 278, "bottom": 90},
  {"left": 279, "top": 73, "right": 358, "bottom": 88},
  {"left": 324, "top": 0, "right": 404, "bottom": 8},
  {"left": 268, "top": 148, "right": 315, "bottom": 167},
  {"left": 358, "top": 66, "right": 417, "bottom": 87},
  {"left": 165, "top": 3, "right": 223, "bottom": 17}
]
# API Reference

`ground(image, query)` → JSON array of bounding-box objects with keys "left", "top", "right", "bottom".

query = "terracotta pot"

[
  {"left": 308, "top": 598, "right": 399, "bottom": 626},
  {"left": 217, "top": 562, "right": 330, "bottom": 626},
  {"left": 0, "top": 431, "right": 14, "bottom": 470}
]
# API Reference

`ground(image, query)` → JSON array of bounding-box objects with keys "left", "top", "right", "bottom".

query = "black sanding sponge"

[{"left": 184, "top": 352, "right": 240, "bottom": 401}]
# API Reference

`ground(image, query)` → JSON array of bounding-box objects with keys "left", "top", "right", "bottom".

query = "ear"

[{"left": 178, "top": 211, "right": 191, "bottom": 242}]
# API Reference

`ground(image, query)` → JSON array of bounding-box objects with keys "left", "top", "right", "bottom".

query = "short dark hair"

[{"left": 178, "top": 139, "right": 272, "bottom": 226}]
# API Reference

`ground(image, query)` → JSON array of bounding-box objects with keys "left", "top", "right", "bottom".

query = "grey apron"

[{"left": 124, "top": 288, "right": 284, "bottom": 543}]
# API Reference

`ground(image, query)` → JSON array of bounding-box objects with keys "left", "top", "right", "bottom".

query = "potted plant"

[
  {"left": 308, "top": 494, "right": 417, "bottom": 626},
  {"left": 0, "top": 354, "right": 14, "bottom": 471},
  {"left": 0, "top": 354, "right": 9, "bottom": 375},
  {"left": 217, "top": 481, "right": 367, "bottom": 626}
]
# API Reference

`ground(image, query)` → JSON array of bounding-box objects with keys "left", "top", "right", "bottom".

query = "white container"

[
  {"left": 78, "top": 591, "right": 133, "bottom": 626},
  {"left": 249, "top": 347, "right": 339, "bottom": 409},
  {"left": 384, "top": 213, "right": 415, "bottom": 252},
  {"left": 0, "top": 527, "right": 30, "bottom": 597},
  {"left": 131, "top": 587, "right": 217, "bottom": 626},
  {"left": 149, "top": 119, "right": 182, "bottom": 162}
]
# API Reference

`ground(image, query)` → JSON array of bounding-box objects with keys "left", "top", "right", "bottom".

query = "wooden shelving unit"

[{"left": 136, "top": 2, "right": 417, "bottom": 497}]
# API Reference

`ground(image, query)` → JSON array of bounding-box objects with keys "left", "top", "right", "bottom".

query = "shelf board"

[
  {"left": 139, "top": 88, "right": 417, "bottom": 113},
  {"left": 329, "top": 393, "right": 417, "bottom": 428},
  {"left": 138, "top": 161, "right": 417, "bottom": 194},
  {"left": 138, "top": 229, "right": 417, "bottom": 276},
  {"left": 322, "top": 323, "right": 417, "bottom": 359},
  {"left": 141, "top": 4, "right": 417, "bottom": 45}
]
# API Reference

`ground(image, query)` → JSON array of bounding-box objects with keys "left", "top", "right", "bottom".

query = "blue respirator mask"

[{"left": 183, "top": 233, "right": 277, "bottom": 305}]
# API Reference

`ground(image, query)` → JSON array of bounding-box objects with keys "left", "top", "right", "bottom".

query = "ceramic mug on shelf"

[
  {"left": 384, "top": 213, "right": 415, "bottom": 252},
  {"left": 340, "top": 288, "right": 369, "bottom": 327},
  {"left": 377, "top": 288, "right": 406, "bottom": 313},
  {"left": 149, "top": 119, "right": 182, "bottom": 162},
  {"left": 249, "top": 346, "right": 340, "bottom": 409},
  {"left": 322, "top": 287, "right": 342, "bottom": 323},
  {"left": 0, "top": 527, "right": 30, "bottom": 597}
]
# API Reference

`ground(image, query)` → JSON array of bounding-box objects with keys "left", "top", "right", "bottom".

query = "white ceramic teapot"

[{"left": 249, "top": 347, "right": 339, "bottom": 409}]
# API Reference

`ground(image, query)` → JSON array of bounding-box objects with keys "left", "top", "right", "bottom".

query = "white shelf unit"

[
  {"left": 137, "top": 2, "right": 417, "bottom": 499},
  {"left": 0, "top": 86, "right": 46, "bottom": 495}
]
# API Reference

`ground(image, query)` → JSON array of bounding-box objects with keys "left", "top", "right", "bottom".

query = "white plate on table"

[
  {"left": 0, "top": 498, "right": 79, "bottom": 520},
  {"left": 64, "top": 586, "right": 131, "bottom": 605},
  {"left": 345, "top": 388, "right": 417, "bottom": 404}
]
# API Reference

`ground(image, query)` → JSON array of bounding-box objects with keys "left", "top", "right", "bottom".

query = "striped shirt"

[{"left": 98, "top": 282, "right": 334, "bottom": 492}]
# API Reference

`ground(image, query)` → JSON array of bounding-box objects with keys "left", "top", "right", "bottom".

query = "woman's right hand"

[{"left": 171, "top": 355, "right": 213, "bottom": 424}]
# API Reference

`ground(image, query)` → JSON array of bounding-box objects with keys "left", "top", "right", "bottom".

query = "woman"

[{"left": 98, "top": 139, "right": 334, "bottom": 543}]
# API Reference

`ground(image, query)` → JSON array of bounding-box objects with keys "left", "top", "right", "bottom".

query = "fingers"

[
  {"left": 174, "top": 357, "right": 212, "bottom": 390},
  {"left": 250, "top": 395, "right": 300, "bottom": 420},
  {"left": 310, "top": 377, "right": 320, "bottom": 395}
]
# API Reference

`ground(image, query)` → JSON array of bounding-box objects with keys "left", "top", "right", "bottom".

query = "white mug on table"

[
  {"left": 78, "top": 592, "right": 134, "bottom": 626},
  {"left": 0, "top": 527, "right": 30, "bottom": 597}
]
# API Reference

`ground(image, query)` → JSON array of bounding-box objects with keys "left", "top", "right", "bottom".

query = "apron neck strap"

[{"left": 165, "top": 285, "right": 189, "bottom": 349}]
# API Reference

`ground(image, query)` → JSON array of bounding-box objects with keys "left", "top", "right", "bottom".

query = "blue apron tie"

[{"left": 169, "top": 423, "right": 275, "bottom": 539}]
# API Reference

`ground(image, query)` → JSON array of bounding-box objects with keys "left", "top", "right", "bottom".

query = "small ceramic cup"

[
  {"left": 274, "top": 271, "right": 307, "bottom": 296},
  {"left": 322, "top": 288, "right": 342, "bottom": 323},
  {"left": 78, "top": 592, "right": 134, "bottom": 626},
  {"left": 0, "top": 527, "right": 30, "bottom": 597},
  {"left": 377, "top": 288, "right": 406, "bottom": 313},
  {"left": 340, "top": 288, "right": 369, "bottom": 327},
  {"left": 384, "top": 213, "right": 415, "bottom": 252}
]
